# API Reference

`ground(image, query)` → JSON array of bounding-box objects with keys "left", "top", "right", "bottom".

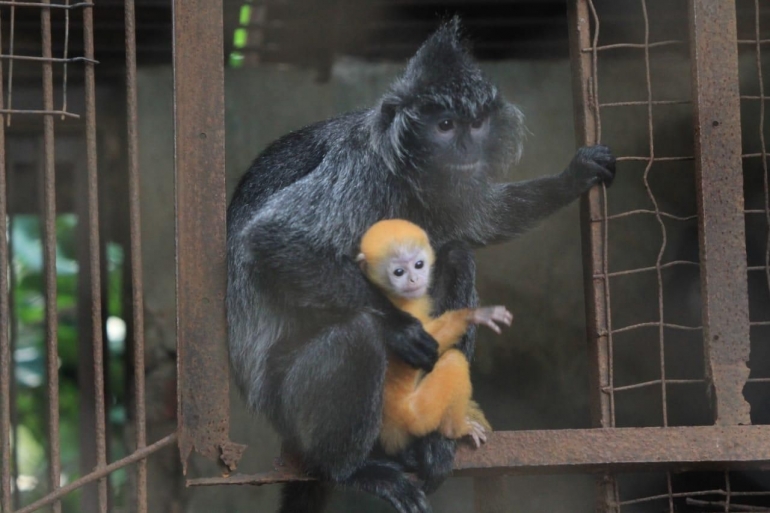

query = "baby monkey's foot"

[
  {"left": 464, "top": 419, "right": 489, "bottom": 448},
  {"left": 468, "top": 306, "right": 513, "bottom": 334}
]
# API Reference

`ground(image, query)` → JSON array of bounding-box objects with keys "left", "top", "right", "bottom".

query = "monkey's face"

[
  {"left": 380, "top": 247, "right": 433, "bottom": 300},
  {"left": 419, "top": 108, "right": 491, "bottom": 176}
]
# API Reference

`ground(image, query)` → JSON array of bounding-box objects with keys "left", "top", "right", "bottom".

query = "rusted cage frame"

[
  {"left": 0, "top": 1, "right": 179, "bottom": 512},
  {"left": 183, "top": 0, "right": 770, "bottom": 501},
  {"left": 1, "top": 0, "right": 769, "bottom": 512}
]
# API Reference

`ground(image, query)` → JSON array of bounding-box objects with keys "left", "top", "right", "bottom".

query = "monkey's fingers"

[{"left": 489, "top": 307, "right": 513, "bottom": 326}]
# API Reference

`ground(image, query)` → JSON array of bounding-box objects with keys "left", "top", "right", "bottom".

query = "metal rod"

[
  {"left": 14, "top": 434, "right": 177, "bottom": 513},
  {"left": 6, "top": 4, "right": 14, "bottom": 127},
  {"left": 753, "top": 0, "right": 770, "bottom": 307},
  {"left": 41, "top": 3, "right": 62, "bottom": 511},
  {"left": 0, "top": 54, "right": 98, "bottom": 64},
  {"left": 189, "top": 426, "right": 770, "bottom": 484},
  {"left": 689, "top": 0, "right": 752, "bottom": 426},
  {"left": 124, "top": 0, "right": 147, "bottom": 509},
  {"left": 568, "top": 0, "right": 618, "bottom": 510},
  {"left": 0, "top": 8, "right": 11, "bottom": 510},
  {"left": 0, "top": 109, "right": 79, "bottom": 118},
  {"left": 0, "top": 1, "right": 93, "bottom": 8},
  {"left": 82, "top": 0, "right": 108, "bottom": 509},
  {"left": 173, "top": 0, "right": 245, "bottom": 475}
]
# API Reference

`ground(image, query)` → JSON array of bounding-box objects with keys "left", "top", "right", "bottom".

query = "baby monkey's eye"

[
  {"left": 437, "top": 119, "right": 455, "bottom": 132},
  {"left": 393, "top": 268, "right": 405, "bottom": 277},
  {"left": 415, "top": 261, "right": 424, "bottom": 270}
]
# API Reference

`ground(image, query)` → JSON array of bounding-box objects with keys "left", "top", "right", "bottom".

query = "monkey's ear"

[
  {"left": 379, "top": 96, "right": 400, "bottom": 126},
  {"left": 355, "top": 253, "right": 367, "bottom": 272}
]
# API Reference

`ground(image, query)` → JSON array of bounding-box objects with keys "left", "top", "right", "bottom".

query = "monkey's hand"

[
  {"left": 467, "top": 306, "right": 513, "bottom": 334},
  {"left": 566, "top": 145, "right": 616, "bottom": 192},
  {"left": 386, "top": 309, "right": 439, "bottom": 371}
]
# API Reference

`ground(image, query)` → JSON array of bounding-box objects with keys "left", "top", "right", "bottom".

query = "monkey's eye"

[
  {"left": 393, "top": 268, "right": 405, "bottom": 277},
  {"left": 437, "top": 119, "right": 455, "bottom": 132},
  {"left": 415, "top": 261, "right": 424, "bottom": 270},
  {"left": 470, "top": 117, "right": 485, "bottom": 129}
]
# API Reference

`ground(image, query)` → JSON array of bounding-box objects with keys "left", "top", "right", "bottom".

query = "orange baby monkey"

[{"left": 357, "top": 219, "right": 513, "bottom": 455}]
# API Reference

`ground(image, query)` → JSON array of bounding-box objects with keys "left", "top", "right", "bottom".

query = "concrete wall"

[{"left": 137, "top": 57, "right": 600, "bottom": 513}]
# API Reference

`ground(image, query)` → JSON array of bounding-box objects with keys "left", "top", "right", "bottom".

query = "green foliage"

[{"left": 10, "top": 214, "right": 128, "bottom": 511}]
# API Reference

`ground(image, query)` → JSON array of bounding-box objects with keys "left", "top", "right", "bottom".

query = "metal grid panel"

[
  {"left": 0, "top": 1, "right": 178, "bottom": 512},
  {"left": 573, "top": 0, "right": 770, "bottom": 511}
]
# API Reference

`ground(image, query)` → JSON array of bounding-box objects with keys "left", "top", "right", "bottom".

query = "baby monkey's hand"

[{"left": 467, "top": 306, "right": 513, "bottom": 334}]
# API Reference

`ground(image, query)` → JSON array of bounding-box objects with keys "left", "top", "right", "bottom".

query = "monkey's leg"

[
  {"left": 276, "top": 312, "right": 429, "bottom": 513},
  {"left": 403, "top": 349, "right": 472, "bottom": 439}
]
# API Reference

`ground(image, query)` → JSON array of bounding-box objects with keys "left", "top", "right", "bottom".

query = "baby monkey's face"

[{"left": 384, "top": 247, "right": 432, "bottom": 299}]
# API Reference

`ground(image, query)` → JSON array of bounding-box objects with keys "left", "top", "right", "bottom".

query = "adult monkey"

[{"left": 227, "top": 17, "right": 615, "bottom": 513}]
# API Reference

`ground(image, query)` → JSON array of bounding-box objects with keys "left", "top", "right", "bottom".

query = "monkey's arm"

[
  {"left": 425, "top": 306, "right": 513, "bottom": 354},
  {"left": 481, "top": 145, "right": 615, "bottom": 243},
  {"left": 241, "top": 218, "right": 439, "bottom": 370}
]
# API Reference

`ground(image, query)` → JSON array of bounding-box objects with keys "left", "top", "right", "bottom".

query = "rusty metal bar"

[
  {"left": 0, "top": 109, "right": 79, "bottom": 118},
  {"left": 41, "top": 3, "right": 62, "bottom": 511},
  {"left": 188, "top": 427, "right": 770, "bottom": 485},
  {"left": 125, "top": 0, "right": 148, "bottom": 509},
  {"left": 6, "top": 3, "right": 14, "bottom": 126},
  {"left": 83, "top": 1, "right": 108, "bottom": 510},
  {"left": 0, "top": 12, "right": 10, "bottom": 512},
  {"left": 752, "top": 0, "right": 770, "bottom": 307},
  {"left": 14, "top": 433, "right": 177, "bottom": 513},
  {"left": 0, "top": 0, "right": 93, "bottom": 7},
  {"left": 0, "top": 54, "right": 98, "bottom": 64},
  {"left": 172, "top": 0, "right": 246, "bottom": 474},
  {"left": 689, "top": 0, "right": 751, "bottom": 426},
  {"left": 568, "top": 0, "right": 617, "bottom": 511}
]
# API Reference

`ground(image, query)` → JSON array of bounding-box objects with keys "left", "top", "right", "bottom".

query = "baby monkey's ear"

[{"left": 355, "top": 253, "right": 367, "bottom": 272}]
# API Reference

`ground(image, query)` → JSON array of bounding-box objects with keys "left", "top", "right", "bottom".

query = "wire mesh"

[
  {"left": 579, "top": 0, "right": 770, "bottom": 511},
  {"left": 0, "top": 1, "right": 171, "bottom": 512}
]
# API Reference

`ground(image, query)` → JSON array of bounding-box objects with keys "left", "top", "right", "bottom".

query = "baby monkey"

[{"left": 357, "top": 219, "right": 513, "bottom": 455}]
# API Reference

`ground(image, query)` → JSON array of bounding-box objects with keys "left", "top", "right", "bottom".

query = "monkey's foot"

[{"left": 463, "top": 420, "right": 488, "bottom": 448}]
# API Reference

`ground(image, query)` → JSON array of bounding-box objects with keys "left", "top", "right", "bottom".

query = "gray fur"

[{"left": 227, "top": 16, "right": 615, "bottom": 513}]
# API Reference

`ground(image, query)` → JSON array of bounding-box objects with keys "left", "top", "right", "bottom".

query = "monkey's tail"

[{"left": 279, "top": 481, "right": 330, "bottom": 513}]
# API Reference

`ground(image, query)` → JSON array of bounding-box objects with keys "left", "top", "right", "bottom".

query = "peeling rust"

[
  {"left": 173, "top": 0, "right": 246, "bottom": 474},
  {"left": 689, "top": 0, "right": 752, "bottom": 426}
]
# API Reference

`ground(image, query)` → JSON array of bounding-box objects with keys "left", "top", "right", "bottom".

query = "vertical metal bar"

[
  {"left": 82, "top": 1, "right": 108, "bottom": 510},
  {"left": 753, "top": 0, "right": 770, "bottom": 299},
  {"left": 125, "top": 0, "right": 147, "bottom": 510},
  {"left": 689, "top": 0, "right": 751, "bottom": 426},
  {"left": 173, "top": 0, "right": 245, "bottom": 474},
  {"left": 41, "top": 3, "right": 62, "bottom": 511},
  {"left": 568, "top": 1, "right": 617, "bottom": 512},
  {"left": 0, "top": 11, "right": 11, "bottom": 512}
]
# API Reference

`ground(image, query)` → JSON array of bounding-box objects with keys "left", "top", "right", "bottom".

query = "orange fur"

[{"left": 358, "top": 219, "right": 492, "bottom": 455}]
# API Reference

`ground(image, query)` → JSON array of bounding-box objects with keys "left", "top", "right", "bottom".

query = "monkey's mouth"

[
  {"left": 401, "top": 286, "right": 427, "bottom": 298},
  {"left": 448, "top": 162, "right": 481, "bottom": 173}
]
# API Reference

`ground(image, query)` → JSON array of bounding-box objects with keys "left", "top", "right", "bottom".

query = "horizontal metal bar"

[
  {"left": 453, "top": 426, "right": 770, "bottom": 475},
  {"left": 600, "top": 100, "right": 691, "bottom": 108},
  {"left": 605, "top": 378, "right": 704, "bottom": 393},
  {"left": 186, "top": 427, "right": 770, "bottom": 485},
  {"left": 599, "top": 260, "right": 699, "bottom": 279},
  {"left": 0, "top": 54, "right": 98, "bottom": 64},
  {"left": 582, "top": 40, "right": 685, "bottom": 52},
  {"left": 602, "top": 210, "right": 697, "bottom": 221},
  {"left": 738, "top": 39, "right": 770, "bottom": 44},
  {"left": 14, "top": 433, "right": 177, "bottom": 513},
  {"left": 611, "top": 322, "right": 702, "bottom": 335},
  {"left": 0, "top": 0, "right": 92, "bottom": 7},
  {"left": 0, "top": 109, "right": 79, "bottom": 118},
  {"left": 616, "top": 155, "right": 694, "bottom": 162}
]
